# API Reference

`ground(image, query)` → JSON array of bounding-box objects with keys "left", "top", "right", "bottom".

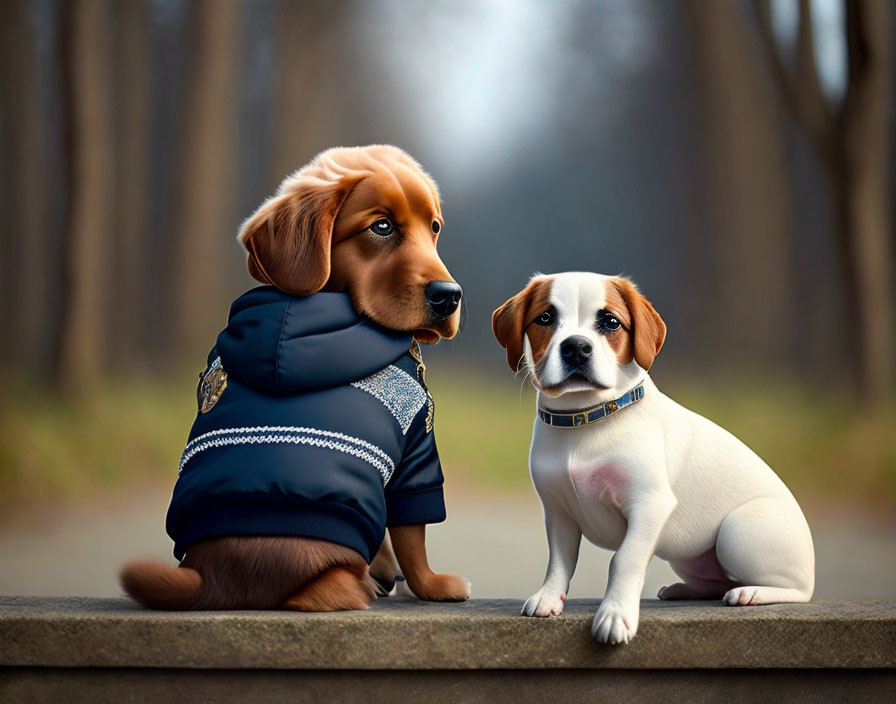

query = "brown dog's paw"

[{"left": 414, "top": 573, "right": 471, "bottom": 602}]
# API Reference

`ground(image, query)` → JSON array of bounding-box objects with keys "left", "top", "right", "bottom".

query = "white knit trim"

[
  {"left": 182, "top": 425, "right": 391, "bottom": 464},
  {"left": 351, "top": 365, "right": 427, "bottom": 434},
  {"left": 179, "top": 426, "right": 395, "bottom": 484}
]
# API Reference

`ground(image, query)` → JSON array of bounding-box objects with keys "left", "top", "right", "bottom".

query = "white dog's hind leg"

[
  {"left": 659, "top": 549, "right": 739, "bottom": 600},
  {"left": 658, "top": 582, "right": 720, "bottom": 600},
  {"left": 722, "top": 585, "right": 812, "bottom": 605},
  {"left": 715, "top": 497, "right": 815, "bottom": 606}
]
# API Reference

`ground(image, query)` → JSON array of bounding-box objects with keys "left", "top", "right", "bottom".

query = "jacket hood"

[{"left": 215, "top": 287, "right": 414, "bottom": 395}]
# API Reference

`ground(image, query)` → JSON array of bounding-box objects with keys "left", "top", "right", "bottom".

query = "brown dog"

[{"left": 120, "top": 145, "right": 470, "bottom": 611}]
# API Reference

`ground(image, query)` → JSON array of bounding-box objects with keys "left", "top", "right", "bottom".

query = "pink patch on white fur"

[
  {"left": 676, "top": 548, "right": 730, "bottom": 583},
  {"left": 570, "top": 463, "right": 628, "bottom": 507},
  {"left": 670, "top": 547, "right": 739, "bottom": 593}
]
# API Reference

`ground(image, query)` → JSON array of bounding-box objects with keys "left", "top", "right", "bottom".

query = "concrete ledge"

[
  {"left": 4, "top": 667, "right": 896, "bottom": 704},
  {"left": 1, "top": 597, "right": 894, "bottom": 670}
]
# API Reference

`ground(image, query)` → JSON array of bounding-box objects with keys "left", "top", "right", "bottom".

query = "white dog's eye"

[
  {"left": 597, "top": 310, "right": 621, "bottom": 332},
  {"left": 534, "top": 308, "right": 555, "bottom": 326},
  {"left": 369, "top": 218, "right": 395, "bottom": 236}
]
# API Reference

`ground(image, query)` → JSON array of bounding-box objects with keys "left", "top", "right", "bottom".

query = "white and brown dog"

[{"left": 493, "top": 272, "right": 814, "bottom": 644}]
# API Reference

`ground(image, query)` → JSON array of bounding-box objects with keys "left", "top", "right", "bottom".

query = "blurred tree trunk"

[
  {"left": 755, "top": 0, "right": 895, "bottom": 402},
  {"left": 55, "top": 0, "right": 115, "bottom": 391},
  {"left": 169, "top": 0, "right": 241, "bottom": 362},
  {"left": 838, "top": 0, "right": 894, "bottom": 401},
  {"left": 113, "top": 0, "right": 152, "bottom": 370},
  {"left": 270, "top": 0, "right": 338, "bottom": 184},
  {"left": 0, "top": 0, "right": 50, "bottom": 376},
  {"left": 686, "top": 0, "right": 798, "bottom": 370}
]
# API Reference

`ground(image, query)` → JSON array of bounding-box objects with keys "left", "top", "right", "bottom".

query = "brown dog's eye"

[
  {"left": 432, "top": 221, "right": 441, "bottom": 234},
  {"left": 369, "top": 218, "right": 395, "bottom": 237}
]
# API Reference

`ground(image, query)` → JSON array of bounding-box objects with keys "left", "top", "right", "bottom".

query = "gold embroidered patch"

[
  {"left": 411, "top": 341, "right": 434, "bottom": 433},
  {"left": 425, "top": 394, "right": 434, "bottom": 434},
  {"left": 197, "top": 357, "right": 228, "bottom": 413},
  {"left": 409, "top": 340, "right": 424, "bottom": 365}
]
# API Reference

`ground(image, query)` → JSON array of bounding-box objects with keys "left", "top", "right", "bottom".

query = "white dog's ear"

[
  {"left": 611, "top": 278, "right": 666, "bottom": 371},
  {"left": 238, "top": 169, "right": 362, "bottom": 296},
  {"left": 492, "top": 295, "right": 526, "bottom": 372},
  {"left": 493, "top": 277, "right": 553, "bottom": 372}
]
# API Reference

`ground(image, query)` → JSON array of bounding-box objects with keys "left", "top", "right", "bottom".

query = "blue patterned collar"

[{"left": 538, "top": 383, "right": 645, "bottom": 428}]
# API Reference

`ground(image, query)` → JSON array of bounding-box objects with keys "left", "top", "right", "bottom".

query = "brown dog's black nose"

[
  {"left": 425, "top": 281, "right": 462, "bottom": 321},
  {"left": 560, "top": 336, "right": 593, "bottom": 368}
]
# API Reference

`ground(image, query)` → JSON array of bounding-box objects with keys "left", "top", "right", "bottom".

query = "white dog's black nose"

[
  {"left": 560, "top": 336, "right": 593, "bottom": 367},
  {"left": 425, "top": 281, "right": 463, "bottom": 320}
]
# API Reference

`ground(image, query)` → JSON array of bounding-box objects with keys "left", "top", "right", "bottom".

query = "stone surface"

[
  {"left": 3, "top": 668, "right": 895, "bottom": 704},
  {"left": 1, "top": 597, "right": 894, "bottom": 670}
]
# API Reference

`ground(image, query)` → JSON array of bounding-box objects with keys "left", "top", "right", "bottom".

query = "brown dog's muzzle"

[{"left": 424, "top": 281, "right": 463, "bottom": 321}]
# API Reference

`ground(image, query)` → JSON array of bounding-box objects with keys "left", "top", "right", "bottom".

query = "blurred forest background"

[{"left": 0, "top": 0, "right": 894, "bottom": 517}]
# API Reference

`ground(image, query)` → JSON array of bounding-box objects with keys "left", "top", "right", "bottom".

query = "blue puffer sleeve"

[{"left": 385, "top": 402, "right": 446, "bottom": 526}]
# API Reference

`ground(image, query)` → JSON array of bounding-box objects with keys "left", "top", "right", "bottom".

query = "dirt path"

[{"left": 1, "top": 485, "right": 894, "bottom": 600}]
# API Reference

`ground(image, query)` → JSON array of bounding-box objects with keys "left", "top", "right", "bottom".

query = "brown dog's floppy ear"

[
  {"left": 238, "top": 171, "right": 361, "bottom": 296},
  {"left": 611, "top": 277, "right": 666, "bottom": 371},
  {"left": 492, "top": 277, "right": 552, "bottom": 372}
]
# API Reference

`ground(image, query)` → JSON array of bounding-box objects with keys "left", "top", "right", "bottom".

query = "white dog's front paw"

[
  {"left": 522, "top": 588, "right": 567, "bottom": 617},
  {"left": 591, "top": 600, "right": 639, "bottom": 644}
]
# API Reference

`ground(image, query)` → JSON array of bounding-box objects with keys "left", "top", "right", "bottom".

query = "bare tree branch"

[{"left": 752, "top": 0, "right": 835, "bottom": 151}]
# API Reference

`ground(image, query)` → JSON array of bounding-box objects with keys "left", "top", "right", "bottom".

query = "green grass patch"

[
  {"left": 428, "top": 368, "right": 896, "bottom": 511},
  {"left": 1, "top": 370, "right": 893, "bottom": 512},
  {"left": 0, "top": 375, "right": 194, "bottom": 506},
  {"left": 665, "top": 377, "right": 896, "bottom": 512},
  {"left": 427, "top": 369, "right": 537, "bottom": 492}
]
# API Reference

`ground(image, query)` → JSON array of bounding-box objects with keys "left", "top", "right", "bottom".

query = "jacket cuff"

[{"left": 386, "top": 486, "right": 446, "bottom": 526}]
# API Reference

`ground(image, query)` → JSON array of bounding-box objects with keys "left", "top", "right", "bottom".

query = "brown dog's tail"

[{"left": 119, "top": 559, "right": 203, "bottom": 610}]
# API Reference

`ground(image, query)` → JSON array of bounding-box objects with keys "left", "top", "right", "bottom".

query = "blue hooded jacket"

[{"left": 166, "top": 286, "right": 446, "bottom": 563}]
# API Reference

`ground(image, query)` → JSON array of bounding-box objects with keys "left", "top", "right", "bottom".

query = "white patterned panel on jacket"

[{"left": 351, "top": 365, "right": 427, "bottom": 434}]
